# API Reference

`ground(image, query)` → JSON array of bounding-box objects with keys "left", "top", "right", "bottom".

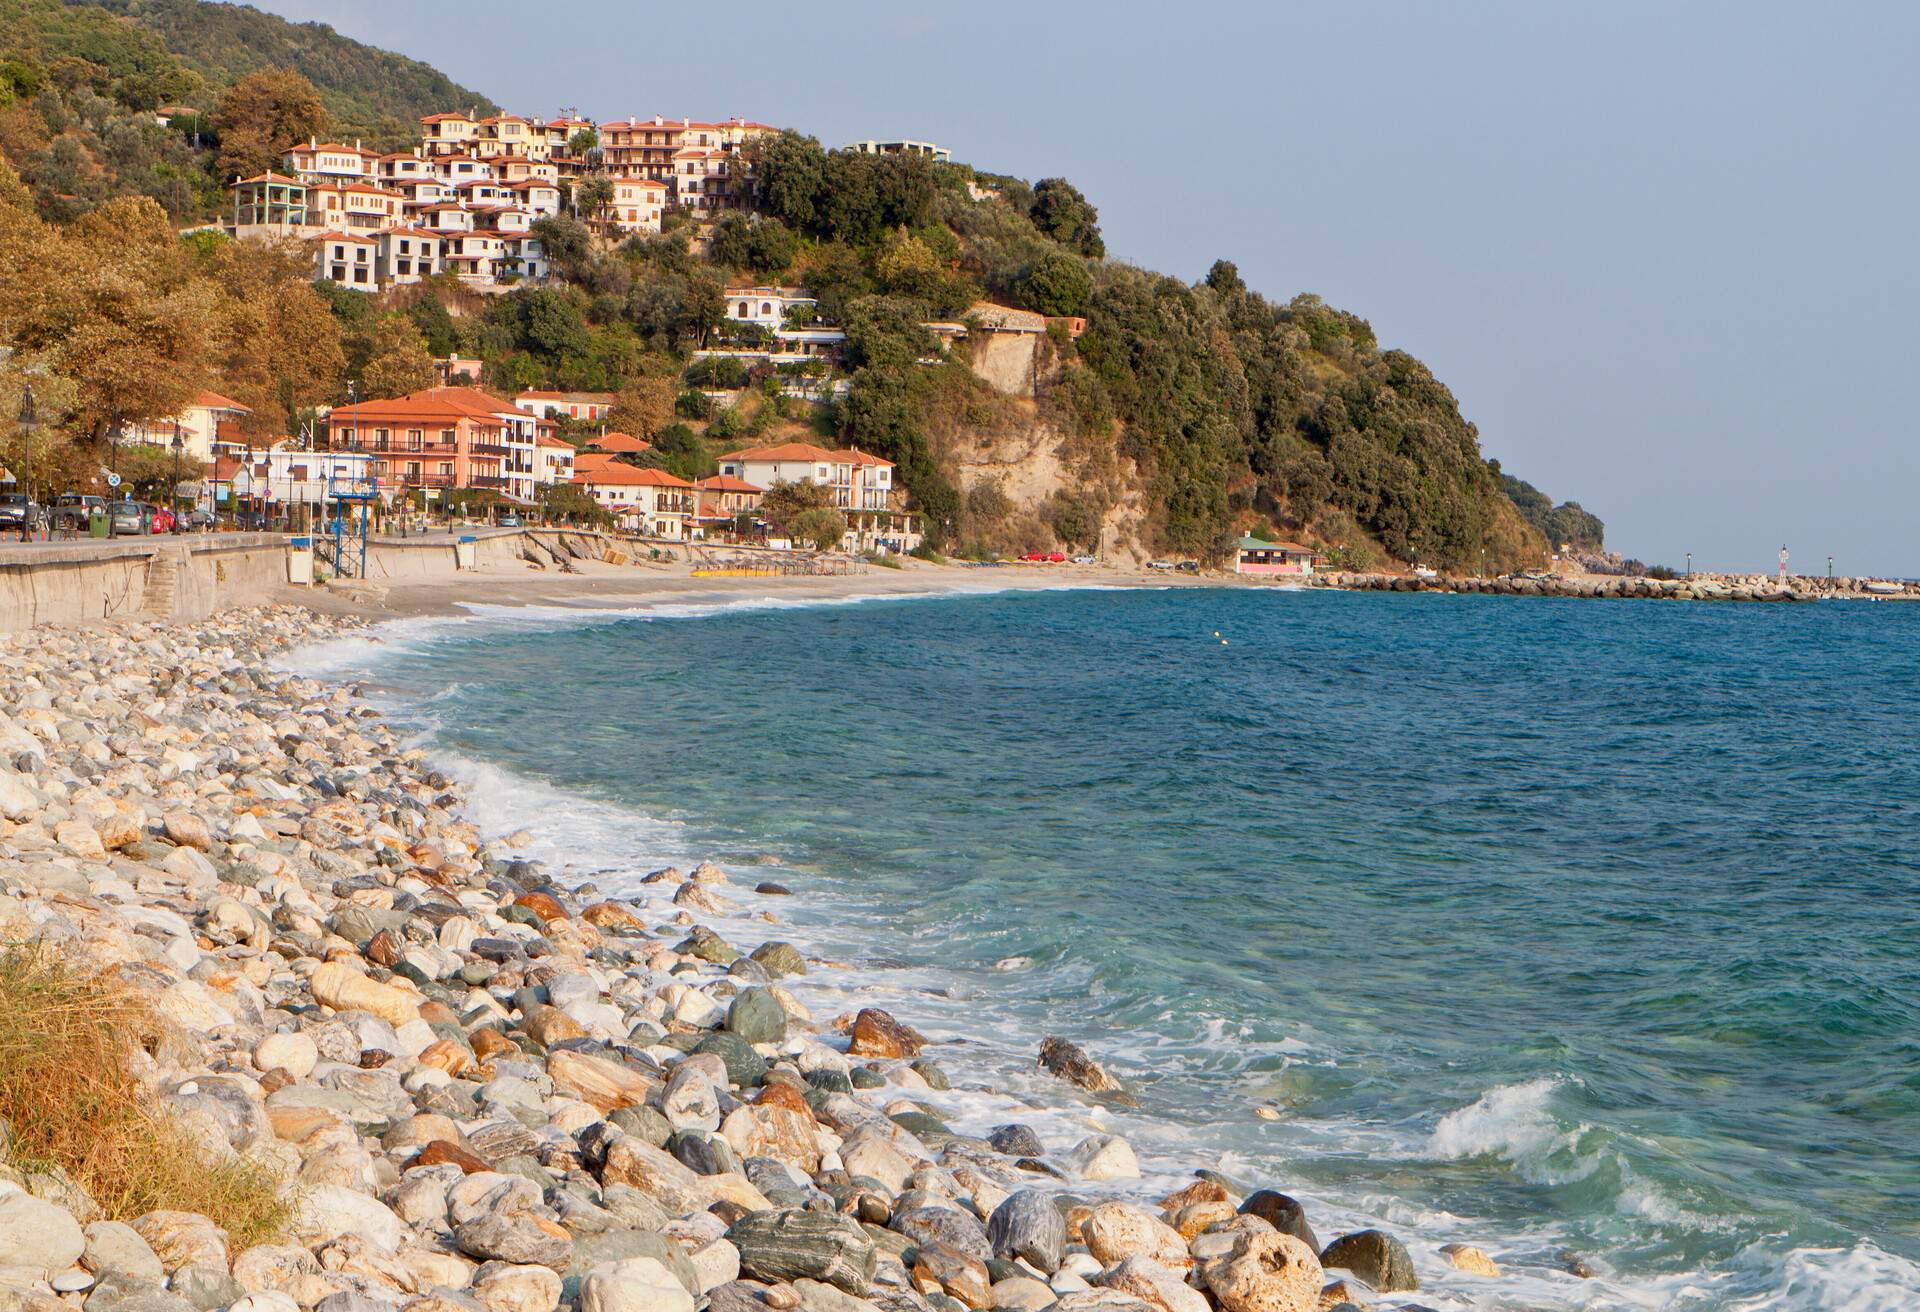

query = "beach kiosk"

[{"left": 1234, "top": 536, "right": 1319, "bottom": 577}]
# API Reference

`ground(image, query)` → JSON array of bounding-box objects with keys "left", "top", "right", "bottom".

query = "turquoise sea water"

[{"left": 315, "top": 586, "right": 1920, "bottom": 1310}]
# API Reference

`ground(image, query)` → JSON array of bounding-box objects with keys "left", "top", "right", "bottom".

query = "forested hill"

[
  {"left": 0, "top": 0, "right": 1603, "bottom": 570},
  {"left": 6, "top": 0, "right": 496, "bottom": 136}
]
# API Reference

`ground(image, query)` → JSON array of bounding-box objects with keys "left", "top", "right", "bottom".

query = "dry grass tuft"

[{"left": 0, "top": 945, "right": 290, "bottom": 1243}]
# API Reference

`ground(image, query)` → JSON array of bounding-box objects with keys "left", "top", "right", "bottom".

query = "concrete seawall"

[
  {"left": 0, "top": 534, "right": 290, "bottom": 630},
  {"left": 0, "top": 528, "right": 630, "bottom": 631}
]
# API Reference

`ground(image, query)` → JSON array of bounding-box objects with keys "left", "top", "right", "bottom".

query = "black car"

[{"left": 0, "top": 493, "right": 42, "bottom": 533}]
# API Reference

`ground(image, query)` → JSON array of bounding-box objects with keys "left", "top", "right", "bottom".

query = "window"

[
  {"left": 407, "top": 462, "right": 421, "bottom": 479},
  {"left": 439, "top": 462, "right": 453, "bottom": 477},
  {"left": 407, "top": 429, "right": 423, "bottom": 450}
]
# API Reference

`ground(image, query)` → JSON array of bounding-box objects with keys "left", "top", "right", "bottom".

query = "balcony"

[
  {"left": 382, "top": 472, "right": 455, "bottom": 488},
  {"left": 469, "top": 476, "right": 507, "bottom": 489},
  {"left": 470, "top": 441, "right": 512, "bottom": 456},
  {"left": 367, "top": 440, "right": 458, "bottom": 455}
]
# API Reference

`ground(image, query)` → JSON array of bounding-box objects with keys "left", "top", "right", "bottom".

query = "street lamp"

[
  {"left": 170, "top": 423, "right": 185, "bottom": 513},
  {"left": 14, "top": 384, "right": 35, "bottom": 541}
]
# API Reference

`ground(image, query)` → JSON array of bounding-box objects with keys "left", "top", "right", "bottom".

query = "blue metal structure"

[{"left": 322, "top": 468, "right": 379, "bottom": 579}]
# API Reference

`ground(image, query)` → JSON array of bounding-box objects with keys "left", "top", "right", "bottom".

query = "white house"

[
  {"left": 127, "top": 391, "right": 254, "bottom": 462},
  {"left": 716, "top": 442, "right": 918, "bottom": 551},
  {"left": 725, "top": 286, "right": 817, "bottom": 329},
  {"left": 570, "top": 464, "right": 695, "bottom": 538}
]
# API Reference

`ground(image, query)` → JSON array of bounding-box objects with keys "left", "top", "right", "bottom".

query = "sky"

[{"left": 254, "top": 0, "right": 1920, "bottom": 574}]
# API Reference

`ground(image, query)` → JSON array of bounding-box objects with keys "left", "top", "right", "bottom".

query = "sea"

[{"left": 295, "top": 584, "right": 1920, "bottom": 1311}]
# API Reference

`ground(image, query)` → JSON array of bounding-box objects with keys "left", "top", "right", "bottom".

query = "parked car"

[
  {"left": 107, "top": 500, "right": 148, "bottom": 536},
  {"left": 179, "top": 508, "right": 213, "bottom": 531},
  {"left": 1175, "top": 561, "right": 1200, "bottom": 573},
  {"left": 0, "top": 494, "right": 42, "bottom": 534},
  {"left": 1071, "top": 554, "right": 1097, "bottom": 565},
  {"left": 1147, "top": 560, "right": 1178, "bottom": 570},
  {"left": 146, "top": 504, "right": 176, "bottom": 534},
  {"left": 1018, "top": 551, "right": 1068, "bottom": 563},
  {"left": 499, "top": 514, "right": 522, "bottom": 527},
  {"left": 50, "top": 493, "right": 105, "bottom": 534}
]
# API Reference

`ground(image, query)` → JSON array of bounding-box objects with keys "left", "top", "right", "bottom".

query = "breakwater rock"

[
  {"left": 1309, "top": 570, "right": 1917, "bottom": 602},
  {"left": 0, "top": 606, "right": 1514, "bottom": 1312}
]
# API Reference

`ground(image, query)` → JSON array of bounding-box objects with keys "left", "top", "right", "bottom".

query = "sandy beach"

[{"left": 281, "top": 556, "right": 1229, "bottom": 622}]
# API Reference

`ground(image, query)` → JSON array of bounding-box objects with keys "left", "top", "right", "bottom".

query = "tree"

[
  {"left": 642, "top": 422, "right": 716, "bottom": 482},
  {"left": 1204, "top": 259, "right": 1245, "bottom": 296},
  {"left": 741, "top": 130, "right": 829, "bottom": 232},
  {"left": 708, "top": 213, "right": 797, "bottom": 276},
  {"left": 789, "top": 506, "right": 848, "bottom": 551},
  {"left": 607, "top": 375, "right": 675, "bottom": 439},
  {"left": 843, "top": 297, "right": 936, "bottom": 371},
  {"left": 1029, "top": 177, "right": 1104, "bottom": 258},
  {"left": 205, "top": 237, "right": 344, "bottom": 438},
  {"left": 1, "top": 196, "right": 216, "bottom": 444},
  {"left": 530, "top": 215, "right": 592, "bottom": 281},
  {"left": 539, "top": 482, "right": 609, "bottom": 524},
  {"left": 212, "top": 67, "right": 326, "bottom": 182},
  {"left": 407, "top": 295, "right": 458, "bottom": 357},
  {"left": 573, "top": 175, "right": 614, "bottom": 221},
  {"left": 1017, "top": 252, "right": 1091, "bottom": 316},
  {"left": 758, "top": 477, "right": 836, "bottom": 531},
  {"left": 568, "top": 127, "right": 599, "bottom": 156},
  {"left": 354, "top": 316, "right": 435, "bottom": 398}
]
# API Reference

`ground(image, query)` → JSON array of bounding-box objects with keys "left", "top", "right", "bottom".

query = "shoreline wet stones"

[{"left": 0, "top": 606, "right": 1513, "bottom": 1312}]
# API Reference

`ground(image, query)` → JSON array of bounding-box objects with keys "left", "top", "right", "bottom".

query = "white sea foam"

[{"left": 1429, "top": 1077, "right": 1584, "bottom": 1168}]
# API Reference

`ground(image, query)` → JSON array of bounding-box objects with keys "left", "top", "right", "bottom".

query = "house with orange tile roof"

[
  {"left": 537, "top": 434, "right": 577, "bottom": 487},
  {"left": 226, "top": 172, "right": 310, "bottom": 236},
  {"left": 374, "top": 227, "right": 444, "bottom": 286},
  {"left": 325, "top": 386, "right": 521, "bottom": 496},
  {"left": 284, "top": 139, "right": 380, "bottom": 183},
  {"left": 127, "top": 391, "right": 256, "bottom": 463},
  {"left": 314, "top": 232, "right": 379, "bottom": 288},
  {"left": 570, "top": 463, "right": 695, "bottom": 537},
  {"left": 693, "top": 473, "right": 764, "bottom": 532},
  {"left": 307, "top": 181, "right": 406, "bottom": 233},
  {"left": 584, "top": 431, "right": 651, "bottom": 454},
  {"left": 420, "top": 111, "right": 479, "bottom": 156},
  {"left": 513, "top": 391, "right": 616, "bottom": 422},
  {"left": 718, "top": 443, "right": 920, "bottom": 551},
  {"left": 600, "top": 177, "right": 666, "bottom": 235}
]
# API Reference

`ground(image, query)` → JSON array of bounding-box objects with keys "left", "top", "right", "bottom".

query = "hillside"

[
  {"left": 0, "top": 0, "right": 497, "bottom": 222},
  {"left": 0, "top": 0, "right": 1601, "bottom": 570},
  {"left": 76, "top": 0, "right": 499, "bottom": 138}
]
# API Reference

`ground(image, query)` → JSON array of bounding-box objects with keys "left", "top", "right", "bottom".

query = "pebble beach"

[{"left": 0, "top": 606, "right": 1488, "bottom": 1312}]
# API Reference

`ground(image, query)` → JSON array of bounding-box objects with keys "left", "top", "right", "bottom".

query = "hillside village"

[{"left": 139, "top": 110, "right": 1095, "bottom": 556}]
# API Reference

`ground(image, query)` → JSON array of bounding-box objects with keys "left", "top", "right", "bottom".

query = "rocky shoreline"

[
  {"left": 1308, "top": 570, "right": 1916, "bottom": 602},
  {"left": 0, "top": 606, "right": 1505, "bottom": 1312}
]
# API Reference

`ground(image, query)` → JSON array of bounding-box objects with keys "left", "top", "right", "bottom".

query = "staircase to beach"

[{"left": 140, "top": 549, "right": 181, "bottom": 618}]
